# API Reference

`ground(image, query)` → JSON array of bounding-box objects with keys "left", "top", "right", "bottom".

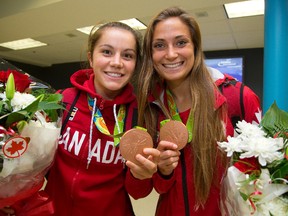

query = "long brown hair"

[{"left": 137, "top": 6, "right": 226, "bottom": 206}]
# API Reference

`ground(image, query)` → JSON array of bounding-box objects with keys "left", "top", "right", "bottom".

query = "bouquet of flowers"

[
  {"left": 218, "top": 102, "right": 288, "bottom": 216},
  {"left": 0, "top": 67, "right": 63, "bottom": 215}
]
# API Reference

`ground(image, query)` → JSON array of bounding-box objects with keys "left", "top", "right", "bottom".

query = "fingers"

[
  {"left": 126, "top": 148, "right": 160, "bottom": 180},
  {"left": 126, "top": 159, "right": 156, "bottom": 180},
  {"left": 157, "top": 140, "right": 181, "bottom": 176},
  {"left": 157, "top": 140, "right": 178, "bottom": 151},
  {"left": 142, "top": 148, "right": 160, "bottom": 162},
  {"left": 125, "top": 141, "right": 181, "bottom": 179}
]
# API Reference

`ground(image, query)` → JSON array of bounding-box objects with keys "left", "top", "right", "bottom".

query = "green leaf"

[
  {"left": 38, "top": 101, "right": 64, "bottom": 110},
  {"left": 260, "top": 102, "right": 288, "bottom": 137},
  {"left": 270, "top": 160, "right": 288, "bottom": 180},
  {"left": 24, "top": 95, "right": 42, "bottom": 112},
  {"left": 239, "top": 191, "right": 249, "bottom": 201},
  {"left": 45, "top": 93, "right": 62, "bottom": 102},
  {"left": 45, "top": 110, "right": 59, "bottom": 122},
  {"left": 17, "top": 120, "right": 28, "bottom": 133},
  {"left": 2, "top": 96, "right": 41, "bottom": 126},
  {"left": 0, "top": 101, "right": 5, "bottom": 113},
  {"left": 5, "top": 110, "right": 29, "bottom": 127}
]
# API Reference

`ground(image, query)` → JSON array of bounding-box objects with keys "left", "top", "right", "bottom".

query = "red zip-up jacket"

[
  {"left": 152, "top": 88, "right": 231, "bottom": 216},
  {"left": 45, "top": 69, "right": 152, "bottom": 216}
]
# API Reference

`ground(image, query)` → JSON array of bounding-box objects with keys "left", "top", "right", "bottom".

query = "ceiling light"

[
  {"left": 76, "top": 26, "right": 95, "bottom": 35},
  {"left": 77, "top": 18, "right": 146, "bottom": 35},
  {"left": 0, "top": 38, "right": 47, "bottom": 50},
  {"left": 224, "top": 0, "right": 264, "bottom": 19},
  {"left": 120, "top": 18, "right": 146, "bottom": 30}
]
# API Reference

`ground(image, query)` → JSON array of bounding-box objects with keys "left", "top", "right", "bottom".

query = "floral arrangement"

[
  {"left": 0, "top": 68, "right": 63, "bottom": 214},
  {"left": 218, "top": 102, "right": 288, "bottom": 216}
]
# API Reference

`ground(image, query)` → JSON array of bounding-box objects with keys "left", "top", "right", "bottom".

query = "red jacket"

[
  {"left": 45, "top": 69, "right": 152, "bottom": 216},
  {"left": 152, "top": 89, "right": 230, "bottom": 216},
  {"left": 215, "top": 73, "right": 261, "bottom": 126}
]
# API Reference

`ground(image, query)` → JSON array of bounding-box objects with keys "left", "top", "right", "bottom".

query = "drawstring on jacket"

[
  {"left": 113, "top": 104, "right": 121, "bottom": 134},
  {"left": 86, "top": 97, "right": 120, "bottom": 169},
  {"left": 87, "top": 97, "right": 97, "bottom": 169}
]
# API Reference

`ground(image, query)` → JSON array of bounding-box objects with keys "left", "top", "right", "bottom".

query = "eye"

[
  {"left": 123, "top": 52, "right": 135, "bottom": 60},
  {"left": 153, "top": 42, "right": 166, "bottom": 50},
  {"left": 176, "top": 40, "right": 188, "bottom": 47},
  {"left": 102, "top": 49, "right": 112, "bottom": 56}
]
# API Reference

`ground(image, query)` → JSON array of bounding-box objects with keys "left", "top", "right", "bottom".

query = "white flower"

[
  {"left": 219, "top": 105, "right": 288, "bottom": 216},
  {"left": 1, "top": 92, "right": 36, "bottom": 111},
  {"left": 218, "top": 136, "right": 243, "bottom": 157},
  {"left": 236, "top": 120, "right": 266, "bottom": 138},
  {"left": 10, "top": 92, "right": 37, "bottom": 111},
  {"left": 257, "top": 196, "right": 288, "bottom": 216},
  {"left": 0, "top": 92, "right": 7, "bottom": 101},
  {"left": 239, "top": 136, "right": 284, "bottom": 166}
]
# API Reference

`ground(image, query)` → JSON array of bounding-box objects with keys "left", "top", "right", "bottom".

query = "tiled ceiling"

[{"left": 0, "top": 0, "right": 264, "bottom": 67}]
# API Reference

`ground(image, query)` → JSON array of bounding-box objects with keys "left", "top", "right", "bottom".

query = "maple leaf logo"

[
  {"left": 7, "top": 140, "right": 25, "bottom": 155},
  {"left": 3, "top": 136, "right": 29, "bottom": 158}
]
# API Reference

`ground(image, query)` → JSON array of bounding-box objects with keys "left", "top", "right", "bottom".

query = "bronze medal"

[
  {"left": 159, "top": 120, "right": 188, "bottom": 150},
  {"left": 119, "top": 128, "right": 153, "bottom": 165}
]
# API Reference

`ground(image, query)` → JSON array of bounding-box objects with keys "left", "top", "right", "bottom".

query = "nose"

[
  {"left": 165, "top": 45, "right": 178, "bottom": 59},
  {"left": 110, "top": 54, "right": 123, "bottom": 68}
]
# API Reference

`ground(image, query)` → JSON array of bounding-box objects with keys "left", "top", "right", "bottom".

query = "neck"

[
  {"left": 167, "top": 82, "right": 191, "bottom": 113},
  {"left": 96, "top": 88, "right": 122, "bottom": 100}
]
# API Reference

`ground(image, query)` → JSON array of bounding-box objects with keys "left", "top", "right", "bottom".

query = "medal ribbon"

[
  {"left": 87, "top": 95, "right": 125, "bottom": 146},
  {"left": 166, "top": 89, "right": 193, "bottom": 142}
]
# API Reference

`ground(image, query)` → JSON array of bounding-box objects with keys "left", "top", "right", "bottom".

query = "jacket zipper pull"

[{"left": 87, "top": 154, "right": 92, "bottom": 169}]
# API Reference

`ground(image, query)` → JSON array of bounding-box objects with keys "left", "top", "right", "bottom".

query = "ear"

[{"left": 87, "top": 52, "right": 93, "bottom": 68}]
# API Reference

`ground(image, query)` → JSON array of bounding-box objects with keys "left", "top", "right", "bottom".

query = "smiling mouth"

[
  {"left": 163, "top": 61, "right": 184, "bottom": 68},
  {"left": 105, "top": 72, "right": 123, "bottom": 77}
]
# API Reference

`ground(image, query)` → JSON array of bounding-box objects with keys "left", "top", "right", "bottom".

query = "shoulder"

[
  {"left": 58, "top": 87, "right": 81, "bottom": 104},
  {"left": 58, "top": 87, "right": 77, "bottom": 95},
  {"left": 214, "top": 87, "right": 227, "bottom": 109}
]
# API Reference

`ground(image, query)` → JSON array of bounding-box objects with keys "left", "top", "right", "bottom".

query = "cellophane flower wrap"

[
  {"left": 218, "top": 102, "right": 288, "bottom": 216},
  {"left": 0, "top": 66, "right": 63, "bottom": 215}
]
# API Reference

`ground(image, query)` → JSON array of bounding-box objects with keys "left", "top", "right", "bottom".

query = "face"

[
  {"left": 88, "top": 28, "right": 137, "bottom": 99},
  {"left": 152, "top": 17, "right": 195, "bottom": 87}
]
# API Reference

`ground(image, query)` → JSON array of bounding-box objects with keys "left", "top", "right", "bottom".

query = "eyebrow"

[
  {"left": 153, "top": 35, "right": 189, "bottom": 41},
  {"left": 99, "top": 44, "right": 136, "bottom": 52}
]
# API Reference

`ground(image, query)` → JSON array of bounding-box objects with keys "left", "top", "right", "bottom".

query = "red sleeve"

[
  {"left": 152, "top": 171, "right": 176, "bottom": 194},
  {"left": 125, "top": 169, "right": 153, "bottom": 200}
]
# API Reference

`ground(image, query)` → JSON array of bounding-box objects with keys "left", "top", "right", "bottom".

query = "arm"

[
  {"left": 153, "top": 140, "right": 179, "bottom": 194},
  {"left": 125, "top": 147, "right": 160, "bottom": 199}
]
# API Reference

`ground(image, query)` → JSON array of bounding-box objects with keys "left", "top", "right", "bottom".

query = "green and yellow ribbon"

[
  {"left": 165, "top": 89, "right": 193, "bottom": 143},
  {"left": 87, "top": 95, "right": 125, "bottom": 146}
]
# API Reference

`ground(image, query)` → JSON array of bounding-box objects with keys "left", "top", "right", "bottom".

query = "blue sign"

[{"left": 205, "top": 57, "right": 243, "bottom": 82}]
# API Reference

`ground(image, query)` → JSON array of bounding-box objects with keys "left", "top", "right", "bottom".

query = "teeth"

[
  {"left": 106, "top": 72, "right": 122, "bottom": 77},
  {"left": 164, "top": 62, "right": 182, "bottom": 68}
]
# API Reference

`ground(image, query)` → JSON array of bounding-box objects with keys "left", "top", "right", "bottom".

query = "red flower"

[
  {"left": 0, "top": 69, "right": 31, "bottom": 92},
  {"left": 234, "top": 157, "right": 261, "bottom": 174}
]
